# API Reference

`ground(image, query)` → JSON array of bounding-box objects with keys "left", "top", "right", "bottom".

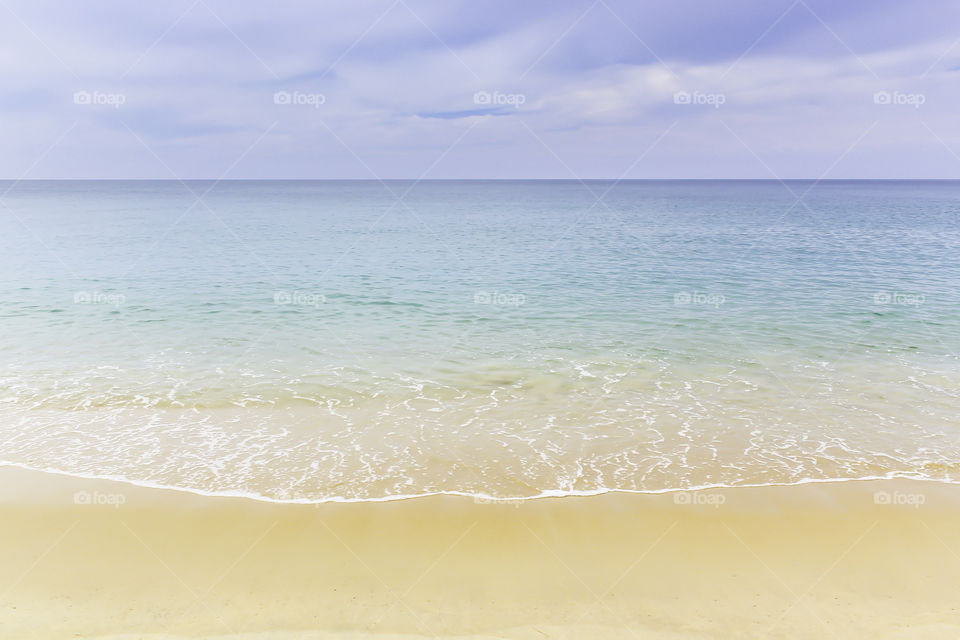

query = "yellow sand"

[{"left": 1, "top": 467, "right": 958, "bottom": 639}]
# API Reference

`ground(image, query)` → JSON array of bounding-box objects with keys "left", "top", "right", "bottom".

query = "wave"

[{"left": 3, "top": 460, "right": 959, "bottom": 506}]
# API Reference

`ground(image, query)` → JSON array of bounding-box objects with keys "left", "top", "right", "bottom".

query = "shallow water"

[{"left": 1, "top": 180, "right": 959, "bottom": 500}]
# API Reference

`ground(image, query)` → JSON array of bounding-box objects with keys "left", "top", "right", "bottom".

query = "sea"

[{"left": 1, "top": 179, "right": 958, "bottom": 501}]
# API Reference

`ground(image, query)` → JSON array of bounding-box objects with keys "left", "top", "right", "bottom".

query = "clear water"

[{"left": 1, "top": 180, "right": 959, "bottom": 500}]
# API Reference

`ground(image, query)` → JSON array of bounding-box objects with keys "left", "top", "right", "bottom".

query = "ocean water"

[{"left": 1, "top": 180, "right": 959, "bottom": 501}]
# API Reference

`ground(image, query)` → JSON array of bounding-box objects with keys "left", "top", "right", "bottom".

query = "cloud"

[{"left": 0, "top": 0, "right": 958, "bottom": 178}]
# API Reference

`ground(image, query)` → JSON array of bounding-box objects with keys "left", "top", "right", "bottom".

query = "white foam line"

[{"left": 1, "top": 460, "right": 958, "bottom": 506}]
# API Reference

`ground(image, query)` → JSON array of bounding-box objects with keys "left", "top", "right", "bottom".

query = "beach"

[
  {"left": 2, "top": 0, "right": 959, "bottom": 634},
  {"left": 2, "top": 466, "right": 958, "bottom": 639},
  {"left": 1, "top": 181, "right": 959, "bottom": 638}
]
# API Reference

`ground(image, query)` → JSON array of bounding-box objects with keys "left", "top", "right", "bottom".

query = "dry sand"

[{"left": 1, "top": 466, "right": 958, "bottom": 639}]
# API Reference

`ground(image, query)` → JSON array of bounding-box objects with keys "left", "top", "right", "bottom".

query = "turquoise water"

[{"left": 1, "top": 180, "right": 959, "bottom": 500}]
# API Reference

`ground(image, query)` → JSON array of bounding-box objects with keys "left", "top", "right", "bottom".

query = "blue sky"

[{"left": 2, "top": 0, "right": 959, "bottom": 178}]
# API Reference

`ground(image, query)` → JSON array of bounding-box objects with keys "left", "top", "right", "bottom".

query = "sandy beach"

[
  {"left": 1, "top": 466, "right": 957, "bottom": 639},
  {"left": 2, "top": 0, "right": 959, "bottom": 636}
]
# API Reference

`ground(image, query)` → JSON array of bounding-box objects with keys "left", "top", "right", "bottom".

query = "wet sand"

[{"left": 1, "top": 466, "right": 959, "bottom": 639}]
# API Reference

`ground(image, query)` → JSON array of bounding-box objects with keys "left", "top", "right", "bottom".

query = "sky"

[{"left": 1, "top": 0, "right": 959, "bottom": 179}]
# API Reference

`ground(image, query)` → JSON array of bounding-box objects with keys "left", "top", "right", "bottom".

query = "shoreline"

[
  {"left": 2, "top": 461, "right": 957, "bottom": 506},
  {"left": 3, "top": 466, "right": 960, "bottom": 638}
]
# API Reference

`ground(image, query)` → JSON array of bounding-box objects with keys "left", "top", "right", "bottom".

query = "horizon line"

[{"left": 1, "top": 178, "right": 959, "bottom": 182}]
